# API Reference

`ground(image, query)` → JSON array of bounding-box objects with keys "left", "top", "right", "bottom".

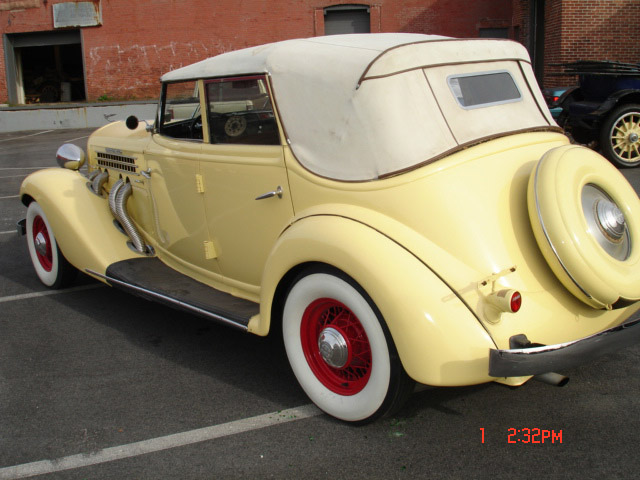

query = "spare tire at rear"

[{"left": 527, "top": 145, "right": 640, "bottom": 309}]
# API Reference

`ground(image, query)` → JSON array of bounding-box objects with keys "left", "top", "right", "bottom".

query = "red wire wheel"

[
  {"left": 25, "top": 202, "right": 77, "bottom": 289},
  {"left": 282, "top": 269, "right": 415, "bottom": 423},
  {"left": 300, "top": 298, "right": 372, "bottom": 395},
  {"left": 31, "top": 215, "right": 53, "bottom": 272}
]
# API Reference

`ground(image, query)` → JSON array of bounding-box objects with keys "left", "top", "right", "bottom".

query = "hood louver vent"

[{"left": 96, "top": 151, "right": 137, "bottom": 173}]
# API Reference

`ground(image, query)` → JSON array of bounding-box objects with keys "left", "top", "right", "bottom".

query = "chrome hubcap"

[
  {"left": 582, "top": 184, "right": 630, "bottom": 260},
  {"left": 596, "top": 200, "right": 626, "bottom": 241},
  {"left": 318, "top": 327, "right": 349, "bottom": 369},
  {"left": 34, "top": 232, "right": 48, "bottom": 257}
]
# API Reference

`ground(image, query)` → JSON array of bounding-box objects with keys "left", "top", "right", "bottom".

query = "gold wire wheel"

[{"left": 602, "top": 104, "right": 640, "bottom": 167}]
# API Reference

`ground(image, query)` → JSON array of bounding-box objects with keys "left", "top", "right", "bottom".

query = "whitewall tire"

[
  {"left": 26, "top": 202, "right": 76, "bottom": 289},
  {"left": 282, "top": 268, "right": 414, "bottom": 423}
]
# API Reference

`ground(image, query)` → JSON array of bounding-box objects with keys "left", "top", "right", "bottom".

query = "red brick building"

[
  {"left": 513, "top": 0, "right": 640, "bottom": 88},
  {"left": 1, "top": 0, "right": 637, "bottom": 105},
  {"left": 0, "top": 0, "right": 511, "bottom": 104}
]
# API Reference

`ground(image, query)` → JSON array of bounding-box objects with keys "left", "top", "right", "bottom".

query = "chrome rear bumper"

[{"left": 489, "top": 311, "right": 640, "bottom": 377}]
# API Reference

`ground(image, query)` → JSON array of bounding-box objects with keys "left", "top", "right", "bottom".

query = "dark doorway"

[
  {"left": 324, "top": 5, "right": 370, "bottom": 35},
  {"left": 4, "top": 30, "right": 86, "bottom": 104},
  {"left": 18, "top": 43, "right": 85, "bottom": 103},
  {"left": 479, "top": 28, "right": 509, "bottom": 39}
]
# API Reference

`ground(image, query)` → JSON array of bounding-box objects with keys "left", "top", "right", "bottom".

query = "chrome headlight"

[{"left": 56, "top": 143, "right": 86, "bottom": 171}]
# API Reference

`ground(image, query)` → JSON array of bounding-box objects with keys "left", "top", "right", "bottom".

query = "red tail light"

[
  {"left": 510, "top": 291, "right": 522, "bottom": 313},
  {"left": 486, "top": 289, "right": 522, "bottom": 313}
]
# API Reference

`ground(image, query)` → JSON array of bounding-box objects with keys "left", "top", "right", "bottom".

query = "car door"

[
  {"left": 199, "top": 76, "right": 294, "bottom": 293},
  {"left": 142, "top": 79, "right": 222, "bottom": 279}
]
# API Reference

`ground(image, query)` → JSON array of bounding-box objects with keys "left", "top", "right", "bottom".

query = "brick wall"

[
  {"left": 0, "top": 0, "right": 511, "bottom": 103},
  {"left": 4, "top": 0, "right": 636, "bottom": 102},
  {"left": 516, "top": 0, "right": 640, "bottom": 88}
]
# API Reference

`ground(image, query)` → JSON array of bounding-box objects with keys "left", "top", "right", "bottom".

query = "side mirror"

[{"left": 56, "top": 143, "right": 86, "bottom": 170}]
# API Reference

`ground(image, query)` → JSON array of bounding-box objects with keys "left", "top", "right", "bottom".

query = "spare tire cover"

[{"left": 528, "top": 145, "right": 640, "bottom": 309}]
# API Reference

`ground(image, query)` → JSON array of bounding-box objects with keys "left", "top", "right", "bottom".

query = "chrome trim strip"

[
  {"left": 489, "top": 312, "right": 640, "bottom": 377},
  {"left": 86, "top": 269, "right": 249, "bottom": 332},
  {"left": 533, "top": 159, "right": 592, "bottom": 299}
]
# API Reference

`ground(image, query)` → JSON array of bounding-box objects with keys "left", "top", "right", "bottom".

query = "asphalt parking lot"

[{"left": 2, "top": 129, "right": 640, "bottom": 480}]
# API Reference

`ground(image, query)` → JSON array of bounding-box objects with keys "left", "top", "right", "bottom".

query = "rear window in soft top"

[{"left": 447, "top": 71, "right": 521, "bottom": 109}]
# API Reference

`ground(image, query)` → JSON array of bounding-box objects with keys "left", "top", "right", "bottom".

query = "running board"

[{"left": 87, "top": 257, "right": 259, "bottom": 331}]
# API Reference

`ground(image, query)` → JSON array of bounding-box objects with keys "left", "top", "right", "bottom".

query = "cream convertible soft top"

[{"left": 162, "top": 34, "right": 555, "bottom": 181}]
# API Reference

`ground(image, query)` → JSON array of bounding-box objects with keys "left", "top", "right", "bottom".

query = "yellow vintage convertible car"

[{"left": 19, "top": 34, "right": 640, "bottom": 422}]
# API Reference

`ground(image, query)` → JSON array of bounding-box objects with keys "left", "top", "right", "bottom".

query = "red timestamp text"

[
  {"left": 480, "top": 428, "right": 563, "bottom": 444},
  {"left": 507, "top": 428, "right": 562, "bottom": 444}
]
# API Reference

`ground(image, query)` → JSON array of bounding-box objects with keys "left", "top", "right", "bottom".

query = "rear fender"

[
  {"left": 20, "top": 168, "right": 140, "bottom": 279},
  {"left": 257, "top": 214, "right": 497, "bottom": 386}
]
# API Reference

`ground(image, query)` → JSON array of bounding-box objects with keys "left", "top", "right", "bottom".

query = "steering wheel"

[{"left": 189, "top": 115, "right": 203, "bottom": 139}]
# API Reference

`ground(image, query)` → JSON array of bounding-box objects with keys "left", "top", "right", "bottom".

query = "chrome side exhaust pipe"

[
  {"left": 108, "top": 178, "right": 147, "bottom": 254},
  {"left": 91, "top": 170, "right": 109, "bottom": 196},
  {"left": 108, "top": 178, "right": 124, "bottom": 215},
  {"left": 115, "top": 183, "right": 147, "bottom": 254},
  {"left": 533, "top": 372, "right": 569, "bottom": 387}
]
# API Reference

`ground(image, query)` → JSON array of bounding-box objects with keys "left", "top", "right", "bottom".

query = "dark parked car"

[{"left": 556, "top": 61, "right": 640, "bottom": 168}]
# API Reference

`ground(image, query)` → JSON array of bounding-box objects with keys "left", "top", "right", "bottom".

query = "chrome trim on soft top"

[{"left": 489, "top": 311, "right": 640, "bottom": 377}]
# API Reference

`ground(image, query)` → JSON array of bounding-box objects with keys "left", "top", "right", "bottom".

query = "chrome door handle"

[
  {"left": 255, "top": 185, "right": 283, "bottom": 200},
  {"left": 141, "top": 168, "right": 152, "bottom": 179}
]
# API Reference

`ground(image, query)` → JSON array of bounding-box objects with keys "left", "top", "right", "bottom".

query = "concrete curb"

[{"left": 0, "top": 101, "right": 157, "bottom": 133}]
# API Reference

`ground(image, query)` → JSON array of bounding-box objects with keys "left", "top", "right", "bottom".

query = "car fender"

[
  {"left": 20, "top": 168, "right": 140, "bottom": 279},
  {"left": 257, "top": 213, "right": 497, "bottom": 386},
  {"left": 595, "top": 89, "right": 640, "bottom": 118}
]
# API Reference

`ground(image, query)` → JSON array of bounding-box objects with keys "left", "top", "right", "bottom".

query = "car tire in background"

[
  {"left": 600, "top": 103, "right": 640, "bottom": 168},
  {"left": 26, "top": 201, "right": 77, "bottom": 289},
  {"left": 282, "top": 267, "right": 414, "bottom": 423}
]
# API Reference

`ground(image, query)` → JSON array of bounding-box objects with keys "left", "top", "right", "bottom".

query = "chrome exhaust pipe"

[
  {"left": 114, "top": 182, "right": 147, "bottom": 254},
  {"left": 91, "top": 170, "right": 109, "bottom": 196},
  {"left": 108, "top": 178, "right": 124, "bottom": 216},
  {"left": 533, "top": 372, "right": 569, "bottom": 387},
  {"left": 108, "top": 178, "right": 147, "bottom": 254}
]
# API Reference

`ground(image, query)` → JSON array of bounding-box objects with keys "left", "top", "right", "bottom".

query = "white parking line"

[
  {"left": 0, "top": 284, "right": 104, "bottom": 303},
  {"left": 64, "top": 135, "right": 90, "bottom": 142},
  {"left": 0, "top": 167, "right": 49, "bottom": 171},
  {"left": 0, "top": 130, "right": 55, "bottom": 143},
  {"left": 0, "top": 404, "right": 321, "bottom": 479},
  {"left": 0, "top": 195, "right": 19, "bottom": 199}
]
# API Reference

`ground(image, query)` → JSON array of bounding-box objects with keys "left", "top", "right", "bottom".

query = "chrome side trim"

[
  {"left": 532, "top": 159, "right": 592, "bottom": 299},
  {"left": 489, "top": 311, "right": 640, "bottom": 377},
  {"left": 86, "top": 269, "right": 249, "bottom": 332}
]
